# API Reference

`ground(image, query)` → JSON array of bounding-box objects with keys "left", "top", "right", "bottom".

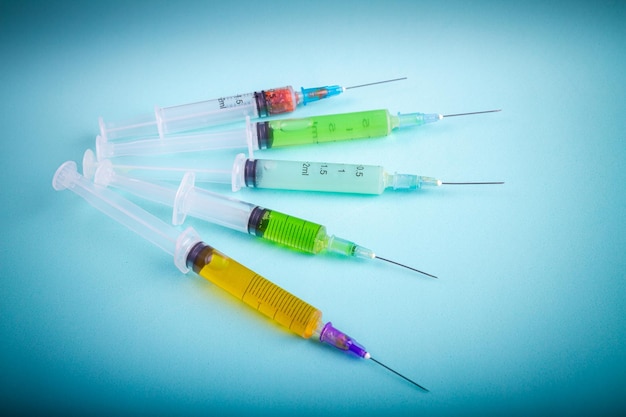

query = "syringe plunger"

[{"left": 52, "top": 161, "right": 200, "bottom": 273}]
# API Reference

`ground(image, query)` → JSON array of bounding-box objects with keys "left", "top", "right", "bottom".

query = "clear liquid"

[{"left": 252, "top": 159, "right": 386, "bottom": 194}]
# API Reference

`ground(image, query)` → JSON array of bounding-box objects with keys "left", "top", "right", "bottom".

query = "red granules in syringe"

[{"left": 263, "top": 86, "right": 298, "bottom": 115}]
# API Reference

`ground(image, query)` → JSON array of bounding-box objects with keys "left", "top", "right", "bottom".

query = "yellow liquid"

[{"left": 190, "top": 243, "right": 322, "bottom": 338}]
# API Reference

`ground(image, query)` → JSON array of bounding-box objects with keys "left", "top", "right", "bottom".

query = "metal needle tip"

[
  {"left": 442, "top": 109, "right": 502, "bottom": 118},
  {"left": 346, "top": 77, "right": 407, "bottom": 89},
  {"left": 375, "top": 256, "right": 438, "bottom": 279},
  {"left": 370, "top": 357, "right": 429, "bottom": 392},
  {"left": 441, "top": 182, "right": 505, "bottom": 185}
]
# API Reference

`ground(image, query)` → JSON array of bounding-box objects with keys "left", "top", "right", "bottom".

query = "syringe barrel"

[
  {"left": 52, "top": 161, "right": 200, "bottom": 272},
  {"left": 156, "top": 93, "right": 259, "bottom": 135},
  {"left": 239, "top": 157, "right": 387, "bottom": 195},
  {"left": 187, "top": 242, "right": 323, "bottom": 338},
  {"left": 99, "top": 93, "right": 260, "bottom": 142},
  {"left": 259, "top": 109, "right": 393, "bottom": 149},
  {"left": 173, "top": 173, "right": 255, "bottom": 232},
  {"left": 246, "top": 207, "right": 327, "bottom": 254}
]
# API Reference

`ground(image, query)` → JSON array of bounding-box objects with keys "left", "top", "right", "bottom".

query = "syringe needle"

[
  {"left": 442, "top": 109, "right": 502, "bottom": 118},
  {"left": 370, "top": 357, "right": 429, "bottom": 392},
  {"left": 441, "top": 181, "right": 505, "bottom": 185},
  {"left": 375, "top": 256, "right": 438, "bottom": 279},
  {"left": 345, "top": 77, "right": 408, "bottom": 90}
]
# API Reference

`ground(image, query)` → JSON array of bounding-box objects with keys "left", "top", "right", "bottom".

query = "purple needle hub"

[{"left": 319, "top": 322, "right": 369, "bottom": 359}]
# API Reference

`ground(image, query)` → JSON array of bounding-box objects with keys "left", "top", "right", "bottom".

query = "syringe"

[
  {"left": 96, "top": 107, "right": 500, "bottom": 160},
  {"left": 91, "top": 155, "right": 434, "bottom": 277},
  {"left": 53, "top": 160, "right": 428, "bottom": 391},
  {"left": 98, "top": 78, "right": 406, "bottom": 142},
  {"left": 231, "top": 155, "right": 504, "bottom": 194},
  {"left": 84, "top": 150, "right": 503, "bottom": 196}
]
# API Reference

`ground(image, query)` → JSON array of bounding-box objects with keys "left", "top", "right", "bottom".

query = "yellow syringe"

[
  {"left": 187, "top": 241, "right": 322, "bottom": 338},
  {"left": 52, "top": 161, "right": 428, "bottom": 391}
]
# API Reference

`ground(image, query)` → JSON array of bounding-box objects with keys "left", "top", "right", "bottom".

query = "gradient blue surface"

[{"left": 1, "top": 0, "right": 625, "bottom": 415}]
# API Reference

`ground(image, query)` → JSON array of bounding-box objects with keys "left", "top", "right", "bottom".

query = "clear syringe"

[
  {"left": 91, "top": 156, "right": 434, "bottom": 277},
  {"left": 83, "top": 150, "right": 504, "bottom": 194},
  {"left": 53, "top": 160, "right": 428, "bottom": 392},
  {"left": 84, "top": 150, "right": 503, "bottom": 196},
  {"left": 231, "top": 155, "right": 504, "bottom": 194},
  {"left": 98, "top": 78, "right": 406, "bottom": 142},
  {"left": 96, "top": 107, "right": 500, "bottom": 160}
]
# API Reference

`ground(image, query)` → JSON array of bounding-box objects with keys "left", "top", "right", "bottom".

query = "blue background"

[{"left": 1, "top": 0, "right": 625, "bottom": 415}]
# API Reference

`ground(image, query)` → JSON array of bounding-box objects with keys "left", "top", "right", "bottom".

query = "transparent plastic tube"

[
  {"left": 93, "top": 161, "right": 253, "bottom": 233},
  {"left": 92, "top": 160, "right": 376, "bottom": 259},
  {"left": 95, "top": 121, "right": 256, "bottom": 161},
  {"left": 52, "top": 161, "right": 200, "bottom": 272},
  {"left": 99, "top": 85, "right": 345, "bottom": 141},
  {"left": 83, "top": 149, "right": 231, "bottom": 184},
  {"left": 231, "top": 154, "right": 440, "bottom": 195}
]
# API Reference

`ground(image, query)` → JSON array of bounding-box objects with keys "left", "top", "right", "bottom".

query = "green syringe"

[
  {"left": 89, "top": 155, "right": 435, "bottom": 278},
  {"left": 257, "top": 108, "right": 501, "bottom": 149},
  {"left": 95, "top": 108, "right": 500, "bottom": 159}
]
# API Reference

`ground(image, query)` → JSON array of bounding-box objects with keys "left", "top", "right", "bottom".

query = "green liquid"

[
  {"left": 252, "top": 209, "right": 327, "bottom": 254},
  {"left": 267, "top": 109, "right": 392, "bottom": 147}
]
